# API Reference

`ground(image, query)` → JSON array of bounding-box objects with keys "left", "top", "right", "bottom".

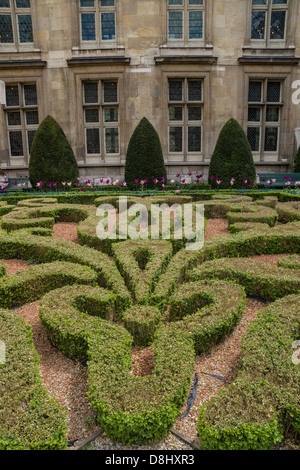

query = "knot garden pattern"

[{"left": 0, "top": 193, "right": 299, "bottom": 450}]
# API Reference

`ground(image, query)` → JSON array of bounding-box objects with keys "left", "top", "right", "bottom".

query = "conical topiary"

[
  {"left": 125, "top": 117, "right": 167, "bottom": 189},
  {"left": 29, "top": 115, "right": 79, "bottom": 188},
  {"left": 293, "top": 145, "right": 300, "bottom": 173},
  {"left": 208, "top": 118, "right": 256, "bottom": 189}
]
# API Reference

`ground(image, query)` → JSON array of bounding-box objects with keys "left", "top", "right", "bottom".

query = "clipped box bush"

[{"left": 0, "top": 308, "right": 67, "bottom": 449}]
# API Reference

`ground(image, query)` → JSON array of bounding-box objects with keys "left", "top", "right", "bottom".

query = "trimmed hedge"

[
  {"left": 275, "top": 202, "right": 300, "bottom": 223},
  {"left": 0, "top": 201, "right": 15, "bottom": 216},
  {"left": 112, "top": 239, "right": 173, "bottom": 305},
  {"left": 208, "top": 118, "right": 256, "bottom": 189},
  {"left": 122, "top": 305, "right": 162, "bottom": 346},
  {"left": 0, "top": 261, "right": 98, "bottom": 309},
  {"left": 0, "top": 308, "right": 67, "bottom": 449},
  {"left": 198, "top": 294, "right": 300, "bottom": 450},
  {"left": 39, "top": 285, "right": 195, "bottom": 444},
  {"left": 0, "top": 228, "right": 131, "bottom": 313},
  {"left": 38, "top": 278, "right": 245, "bottom": 445},
  {"left": 226, "top": 203, "right": 278, "bottom": 228},
  {"left": 124, "top": 117, "right": 167, "bottom": 190},
  {"left": 186, "top": 257, "right": 300, "bottom": 301},
  {"left": 1, "top": 202, "right": 93, "bottom": 233},
  {"left": 28, "top": 115, "right": 79, "bottom": 188},
  {"left": 152, "top": 222, "right": 300, "bottom": 310}
]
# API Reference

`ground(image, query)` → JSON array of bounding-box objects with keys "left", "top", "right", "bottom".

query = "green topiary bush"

[
  {"left": 293, "top": 145, "right": 300, "bottom": 172},
  {"left": 28, "top": 115, "right": 79, "bottom": 188},
  {"left": 208, "top": 118, "right": 256, "bottom": 189},
  {"left": 124, "top": 117, "right": 167, "bottom": 189}
]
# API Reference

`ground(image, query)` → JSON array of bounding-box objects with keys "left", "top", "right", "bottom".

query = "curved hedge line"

[
  {"left": 112, "top": 239, "right": 173, "bottom": 305},
  {"left": 198, "top": 294, "right": 300, "bottom": 450},
  {"left": 0, "top": 308, "right": 67, "bottom": 449},
  {"left": 38, "top": 279, "right": 245, "bottom": 445},
  {"left": 151, "top": 222, "right": 300, "bottom": 310},
  {"left": 0, "top": 229, "right": 131, "bottom": 313},
  {"left": 0, "top": 261, "right": 98, "bottom": 309},
  {"left": 186, "top": 257, "right": 300, "bottom": 301}
]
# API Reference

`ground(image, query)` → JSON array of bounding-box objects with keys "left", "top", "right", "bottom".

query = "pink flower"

[
  {"left": 153, "top": 178, "right": 158, "bottom": 184},
  {"left": 67, "top": 182, "right": 72, "bottom": 186},
  {"left": 170, "top": 179, "right": 175, "bottom": 184},
  {"left": 272, "top": 179, "right": 276, "bottom": 183},
  {"left": 121, "top": 181, "right": 127, "bottom": 186},
  {"left": 285, "top": 181, "right": 291, "bottom": 186}
]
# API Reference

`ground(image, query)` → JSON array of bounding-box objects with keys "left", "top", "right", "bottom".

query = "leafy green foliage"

[
  {"left": 208, "top": 118, "right": 256, "bottom": 189},
  {"left": 293, "top": 145, "right": 300, "bottom": 172},
  {"left": 125, "top": 117, "right": 167, "bottom": 189},
  {"left": 29, "top": 115, "right": 79, "bottom": 188}
]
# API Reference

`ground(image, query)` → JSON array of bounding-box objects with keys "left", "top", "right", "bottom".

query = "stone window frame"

[
  {"left": 161, "top": 70, "right": 210, "bottom": 163},
  {"left": 82, "top": 78, "right": 120, "bottom": 160},
  {"left": 78, "top": 0, "right": 118, "bottom": 50},
  {"left": 245, "top": 0, "right": 297, "bottom": 49},
  {"left": 244, "top": 73, "right": 290, "bottom": 163},
  {"left": 3, "top": 80, "right": 39, "bottom": 164},
  {"left": 164, "top": 0, "right": 212, "bottom": 48},
  {"left": 0, "top": 0, "right": 34, "bottom": 51}
]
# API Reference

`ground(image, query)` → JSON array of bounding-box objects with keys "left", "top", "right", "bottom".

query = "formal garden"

[{"left": 0, "top": 116, "right": 299, "bottom": 451}]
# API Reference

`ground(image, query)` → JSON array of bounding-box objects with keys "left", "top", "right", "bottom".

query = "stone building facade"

[{"left": 0, "top": 0, "right": 299, "bottom": 182}]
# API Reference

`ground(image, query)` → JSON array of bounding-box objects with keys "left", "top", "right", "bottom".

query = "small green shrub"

[
  {"left": 208, "top": 118, "right": 256, "bottom": 189},
  {"left": 124, "top": 117, "right": 167, "bottom": 189},
  {"left": 28, "top": 115, "right": 79, "bottom": 188}
]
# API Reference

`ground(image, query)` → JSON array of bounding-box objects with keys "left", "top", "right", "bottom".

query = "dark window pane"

[
  {"left": 188, "top": 106, "right": 202, "bottom": 121},
  {"left": 27, "top": 129, "right": 36, "bottom": 153},
  {"left": 0, "top": 15, "right": 13, "bottom": 43},
  {"left": 251, "top": 11, "right": 266, "bottom": 39},
  {"left": 16, "top": 0, "right": 30, "bottom": 7},
  {"left": 84, "top": 82, "right": 98, "bottom": 103},
  {"left": 264, "top": 127, "right": 278, "bottom": 151},
  {"left": 247, "top": 127, "right": 260, "bottom": 152},
  {"left": 169, "top": 80, "right": 183, "bottom": 101},
  {"left": 103, "top": 81, "right": 118, "bottom": 103},
  {"left": 80, "top": 0, "right": 95, "bottom": 6},
  {"left": 105, "top": 127, "right": 119, "bottom": 153},
  {"left": 248, "top": 107, "right": 261, "bottom": 122},
  {"left": 6, "top": 85, "right": 19, "bottom": 106},
  {"left": 104, "top": 107, "right": 118, "bottom": 122},
  {"left": 7, "top": 111, "right": 21, "bottom": 126},
  {"left": 169, "top": 126, "right": 183, "bottom": 152},
  {"left": 9, "top": 130, "right": 23, "bottom": 156},
  {"left": 270, "top": 10, "right": 286, "bottom": 40},
  {"left": 267, "top": 81, "right": 281, "bottom": 102},
  {"left": 101, "top": 12, "right": 115, "bottom": 40},
  {"left": 188, "top": 80, "right": 202, "bottom": 101},
  {"left": 26, "top": 110, "right": 39, "bottom": 125},
  {"left": 266, "top": 107, "right": 279, "bottom": 122},
  {"left": 189, "top": 11, "right": 203, "bottom": 39},
  {"left": 248, "top": 82, "right": 262, "bottom": 102},
  {"left": 18, "top": 14, "right": 33, "bottom": 43},
  {"left": 86, "top": 128, "right": 100, "bottom": 154},
  {"left": 0, "top": 1, "right": 10, "bottom": 7},
  {"left": 85, "top": 108, "right": 99, "bottom": 123},
  {"left": 24, "top": 84, "right": 37, "bottom": 106},
  {"left": 169, "top": 106, "right": 183, "bottom": 121},
  {"left": 188, "top": 126, "right": 201, "bottom": 152},
  {"left": 81, "top": 13, "right": 96, "bottom": 41},
  {"left": 100, "top": 0, "right": 114, "bottom": 5},
  {"left": 168, "top": 11, "right": 183, "bottom": 39}
]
